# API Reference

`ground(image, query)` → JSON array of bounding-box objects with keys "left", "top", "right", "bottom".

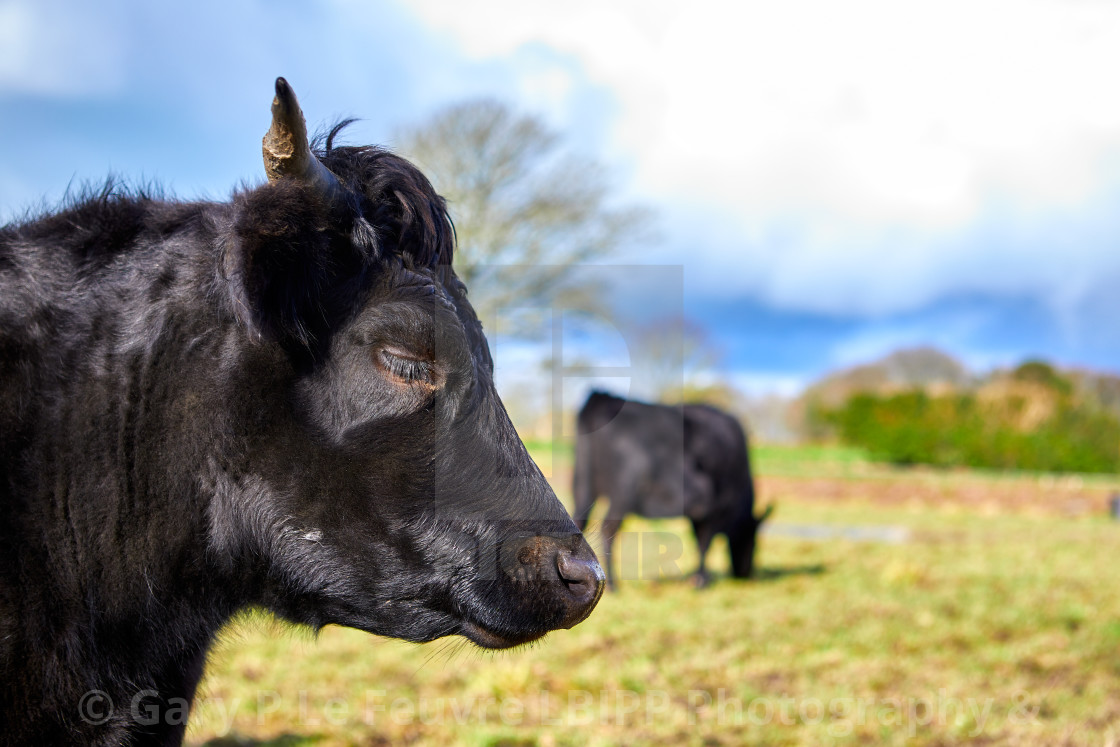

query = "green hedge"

[{"left": 824, "top": 389, "right": 1120, "bottom": 474}]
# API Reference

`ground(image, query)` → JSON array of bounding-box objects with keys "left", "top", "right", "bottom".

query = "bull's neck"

[{"left": 17, "top": 305, "right": 252, "bottom": 722}]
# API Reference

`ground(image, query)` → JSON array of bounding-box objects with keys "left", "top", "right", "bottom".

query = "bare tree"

[
  {"left": 394, "top": 100, "right": 650, "bottom": 323},
  {"left": 632, "top": 315, "right": 726, "bottom": 403}
]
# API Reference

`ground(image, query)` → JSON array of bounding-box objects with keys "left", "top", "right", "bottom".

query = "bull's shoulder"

[
  {"left": 10, "top": 190, "right": 214, "bottom": 272},
  {"left": 0, "top": 191, "right": 222, "bottom": 452}
]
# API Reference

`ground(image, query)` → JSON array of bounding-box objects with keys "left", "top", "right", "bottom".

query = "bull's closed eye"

[{"left": 376, "top": 347, "right": 438, "bottom": 388}]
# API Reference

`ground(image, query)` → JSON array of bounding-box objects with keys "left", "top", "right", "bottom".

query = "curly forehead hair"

[{"left": 317, "top": 121, "right": 456, "bottom": 272}]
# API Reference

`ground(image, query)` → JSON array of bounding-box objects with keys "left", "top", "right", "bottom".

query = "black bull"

[
  {"left": 0, "top": 79, "right": 603, "bottom": 746},
  {"left": 573, "top": 391, "right": 772, "bottom": 588}
]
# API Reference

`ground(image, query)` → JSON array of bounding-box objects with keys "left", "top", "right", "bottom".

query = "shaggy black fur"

[
  {"left": 572, "top": 392, "right": 771, "bottom": 588},
  {"left": 0, "top": 89, "right": 601, "bottom": 746}
]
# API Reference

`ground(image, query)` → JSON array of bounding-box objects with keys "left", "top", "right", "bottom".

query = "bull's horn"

[{"left": 262, "top": 77, "right": 339, "bottom": 194}]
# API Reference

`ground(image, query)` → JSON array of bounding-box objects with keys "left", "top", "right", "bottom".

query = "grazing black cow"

[
  {"left": 0, "top": 79, "right": 603, "bottom": 746},
  {"left": 572, "top": 391, "right": 771, "bottom": 588}
]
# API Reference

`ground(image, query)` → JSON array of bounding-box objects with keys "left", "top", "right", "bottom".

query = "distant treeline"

[{"left": 813, "top": 359, "right": 1120, "bottom": 474}]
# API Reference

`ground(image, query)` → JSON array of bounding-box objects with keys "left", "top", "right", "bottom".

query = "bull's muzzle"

[{"left": 509, "top": 534, "right": 605, "bottom": 628}]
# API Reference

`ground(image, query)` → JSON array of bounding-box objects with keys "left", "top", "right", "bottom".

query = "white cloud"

[
  {"left": 696, "top": 185, "right": 1120, "bottom": 318},
  {"left": 403, "top": 0, "right": 1120, "bottom": 320},
  {"left": 407, "top": 0, "right": 1120, "bottom": 226}
]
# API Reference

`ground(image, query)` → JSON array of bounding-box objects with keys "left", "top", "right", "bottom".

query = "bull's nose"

[
  {"left": 553, "top": 546, "right": 605, "bottom": 628},
  {"left": 506, "top": 534, "right": 605, "bottom": 630}
]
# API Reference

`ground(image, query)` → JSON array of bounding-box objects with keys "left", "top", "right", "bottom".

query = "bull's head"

[
  {"left": 728, "top": 503, "right": 774, "bottom": 579},
  {"left": 212, "top": 78, "right": 603, "bottom": 648}
]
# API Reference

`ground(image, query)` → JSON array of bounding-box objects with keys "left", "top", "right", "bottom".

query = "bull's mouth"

[{"left": 458, "top": 620, "right": 549, "bottom": 650}]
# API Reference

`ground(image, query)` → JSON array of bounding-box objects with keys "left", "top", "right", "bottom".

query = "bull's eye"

[{"left": 376, "top": 347, "right": 436, "bottom": 387}]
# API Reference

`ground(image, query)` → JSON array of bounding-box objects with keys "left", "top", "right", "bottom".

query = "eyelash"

[{"left": 377, "top": 349, "right": 434, "bottom": 385}]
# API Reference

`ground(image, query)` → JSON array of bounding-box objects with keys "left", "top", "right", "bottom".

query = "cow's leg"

[
  {"left": 572, "top": 488, "right": 596, "bottom": 535},
  {"left": 572, "top": 438, "right": 596, "bottom": 533},
  {"left": 690, "top": 518, "right": 717, "bottom": 588},
  {"left": 600, "top": 515, "right": 625, "bottom": 591}
]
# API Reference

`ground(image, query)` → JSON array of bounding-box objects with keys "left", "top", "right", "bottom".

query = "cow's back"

[{"left": 576, "top": 393, "right": 692, "bottom": 518}]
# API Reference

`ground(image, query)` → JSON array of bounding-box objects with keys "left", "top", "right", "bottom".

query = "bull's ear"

[{"left": 229, "top": 180, "right": 352, "bottom": 356}]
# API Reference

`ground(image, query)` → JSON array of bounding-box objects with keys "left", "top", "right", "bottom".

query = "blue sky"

[{"left": 3, "top": 0, "right": 1119, "bottom": 394}]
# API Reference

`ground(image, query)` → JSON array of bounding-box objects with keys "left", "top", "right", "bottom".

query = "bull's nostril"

[
  {"left": 556, "top": 550, "right": 605, "bottom": 595},
  {"left": 553, "top": 549, "right": 605, "bottom": 629}
]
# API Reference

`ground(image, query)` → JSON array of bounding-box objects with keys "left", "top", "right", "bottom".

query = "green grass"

[
  {"left": 534, "top": 439, "right": 1120, "bottom": 489},
  {"left": 184, "top": 448, "right": 1120, "bottom": 746},
  {"left": 522, "top": 438, "right": 573, "bottom": 460},
  {"left": 756, "top": 442, "right": 1120, "bottom": 490},
  {"left": 752, "top": 443, "right": 875, "bottom": 478}
]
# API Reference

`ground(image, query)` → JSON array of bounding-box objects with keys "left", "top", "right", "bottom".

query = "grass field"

[{"left": 187, "top": 446, "right": 1120, "bottom": 746}]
